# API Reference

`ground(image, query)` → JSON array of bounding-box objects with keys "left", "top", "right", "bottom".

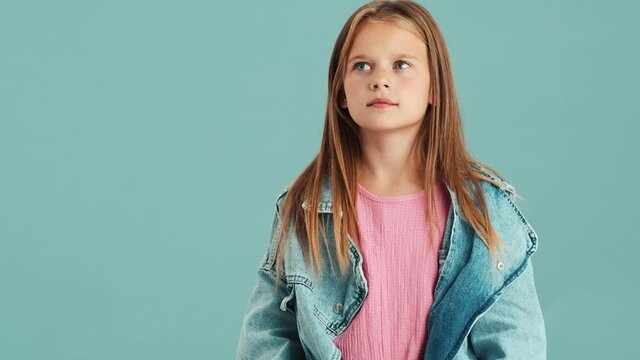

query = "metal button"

[
  {"left": 497, "top": 261, "right": 505, "bottom": 271},
  {"left": 334, "top": 302, "right": 344, "bottom": 314}
]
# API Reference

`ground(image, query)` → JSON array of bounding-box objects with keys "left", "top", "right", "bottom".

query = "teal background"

[{"left": 1, "top": 0, "right": 637, "bottom": 358}]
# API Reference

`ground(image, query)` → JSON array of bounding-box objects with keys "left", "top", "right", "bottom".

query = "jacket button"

[
  {"left": 497, "top": 261, "right": 505, "bottom": 271},
  {"left": 334, "top": 303, "right": 344, "bottom": 314}
]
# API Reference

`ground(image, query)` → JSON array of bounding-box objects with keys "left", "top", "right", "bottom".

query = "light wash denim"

[{"left": 237, "top": 165, "right": 546, "bottom": 359}]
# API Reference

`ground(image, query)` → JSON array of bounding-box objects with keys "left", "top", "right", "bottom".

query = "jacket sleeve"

[
  {"left": 236, "top": 194, "right": 306, "bottom": 360},
  {"left": 468, "top": 257, "right": 547, "bottom": 360}
]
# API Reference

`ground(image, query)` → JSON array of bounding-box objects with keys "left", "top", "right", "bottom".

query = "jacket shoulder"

[
  {"left": 275, "top": 185, "right": 290, "bottom": 214},
  {"left": 470, "top": 162, "right": 539, "bottom": 256},
  {"left": 470, "top": 162, "right": 517, "bottom": 200}
]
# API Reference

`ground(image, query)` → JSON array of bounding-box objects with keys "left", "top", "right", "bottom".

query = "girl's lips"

[{"left": 368, "top": 103, "right": 397, "bottom": 108}]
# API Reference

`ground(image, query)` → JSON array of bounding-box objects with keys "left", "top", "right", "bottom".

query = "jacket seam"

[{"left": 495, "top": 184, "right": 538, "bottom": 254}]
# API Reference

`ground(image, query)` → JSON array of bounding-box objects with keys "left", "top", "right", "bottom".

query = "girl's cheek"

[
  {"left": 343, "top": 79, "right": 360, "bottom": 94},
  {"left": 404, "top": 74, "right": 425, "bottom": 87}
]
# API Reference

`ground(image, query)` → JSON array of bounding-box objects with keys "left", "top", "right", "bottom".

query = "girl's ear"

[{"left": 341, "top": 99, "right": 348, "bottom": 108}]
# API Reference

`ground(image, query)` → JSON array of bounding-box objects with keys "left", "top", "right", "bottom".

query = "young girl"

[{"left": 237, "top": 1, "right": 546, "bottom": 359}]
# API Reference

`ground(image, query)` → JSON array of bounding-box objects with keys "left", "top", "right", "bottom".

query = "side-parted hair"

[{"left": 273, "top": 0, "right": 519, "bottom": 288}]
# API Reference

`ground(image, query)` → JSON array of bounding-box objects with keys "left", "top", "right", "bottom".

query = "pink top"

[{"left": 333, "top": 182, "right": 451, "bottom": 360}]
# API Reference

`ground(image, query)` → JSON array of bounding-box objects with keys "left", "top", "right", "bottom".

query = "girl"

[{"left": 237, "top": 1, "right": 546, "bottom": 359}]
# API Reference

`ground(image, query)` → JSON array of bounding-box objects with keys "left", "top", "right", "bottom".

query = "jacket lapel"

[{"left": 424, "top": 182, "right": 537, "bottom": 359}]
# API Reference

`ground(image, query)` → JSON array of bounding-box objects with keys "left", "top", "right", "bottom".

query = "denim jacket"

[{"left": 237, "top": 166, "right": 547, "bottom": 359}]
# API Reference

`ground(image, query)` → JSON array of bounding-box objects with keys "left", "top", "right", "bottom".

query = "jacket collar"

[
  {"left": 298, "top": 163, "right": 520, "bottom": 226},
  {"left": 300, "top": 172, "right": 466, "bottom": 222}
]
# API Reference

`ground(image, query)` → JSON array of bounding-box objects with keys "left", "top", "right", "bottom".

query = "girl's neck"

[{"left": 357, "top": 161, "right": 425, "bottom": 197}]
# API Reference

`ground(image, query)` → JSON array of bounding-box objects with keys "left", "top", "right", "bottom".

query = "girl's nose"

[{"left": 369, "top": 78, "right": 390, "bottom": 90}]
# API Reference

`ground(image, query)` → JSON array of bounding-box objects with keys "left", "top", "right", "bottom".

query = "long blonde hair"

[{"left": 273, "top": 0, "right": 517, "bottom": 288}]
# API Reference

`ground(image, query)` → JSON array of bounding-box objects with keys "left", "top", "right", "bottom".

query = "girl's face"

[{"left": 342, "top": 21, "right": 431, "bottom": 133}]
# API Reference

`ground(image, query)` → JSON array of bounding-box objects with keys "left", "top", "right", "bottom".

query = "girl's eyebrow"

[{"left": 347, "top": 54, "right": 419, "bottom": 63}]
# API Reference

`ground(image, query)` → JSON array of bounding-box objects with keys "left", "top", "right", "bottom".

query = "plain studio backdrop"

[{"left": 1, "top": 0, "right": 638, "bottom": 359}]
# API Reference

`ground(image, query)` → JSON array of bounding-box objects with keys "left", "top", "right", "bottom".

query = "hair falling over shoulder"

[{"left": 272, "top": 0, "right": 517, "bottom": 289}]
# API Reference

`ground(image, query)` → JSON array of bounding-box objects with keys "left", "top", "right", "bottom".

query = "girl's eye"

[
  {"left": 353, "top": 62, "right": 370, "bottom": 71},
  {"left": 354, "top": 60, "right": 411, "bottom": 71},
  {"left": 396, "top": 61, "right": 410, "bottom": 69}
]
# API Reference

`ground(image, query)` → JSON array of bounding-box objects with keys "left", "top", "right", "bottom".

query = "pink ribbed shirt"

[{"left": 333, "top": 182, "right": 451, "bottom": 360}]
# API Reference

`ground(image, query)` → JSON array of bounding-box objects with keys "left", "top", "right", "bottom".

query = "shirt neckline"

[{"left": 357, "top": 183, "right": 426, "bottom": 203}]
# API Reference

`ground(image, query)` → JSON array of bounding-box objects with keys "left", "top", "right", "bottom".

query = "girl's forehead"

[
  {"left": 347, "top": 22, "right": 426, "bottom": 59},
  {"left": 353, "top": 20, "right": 412, "bottom": 39}
]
